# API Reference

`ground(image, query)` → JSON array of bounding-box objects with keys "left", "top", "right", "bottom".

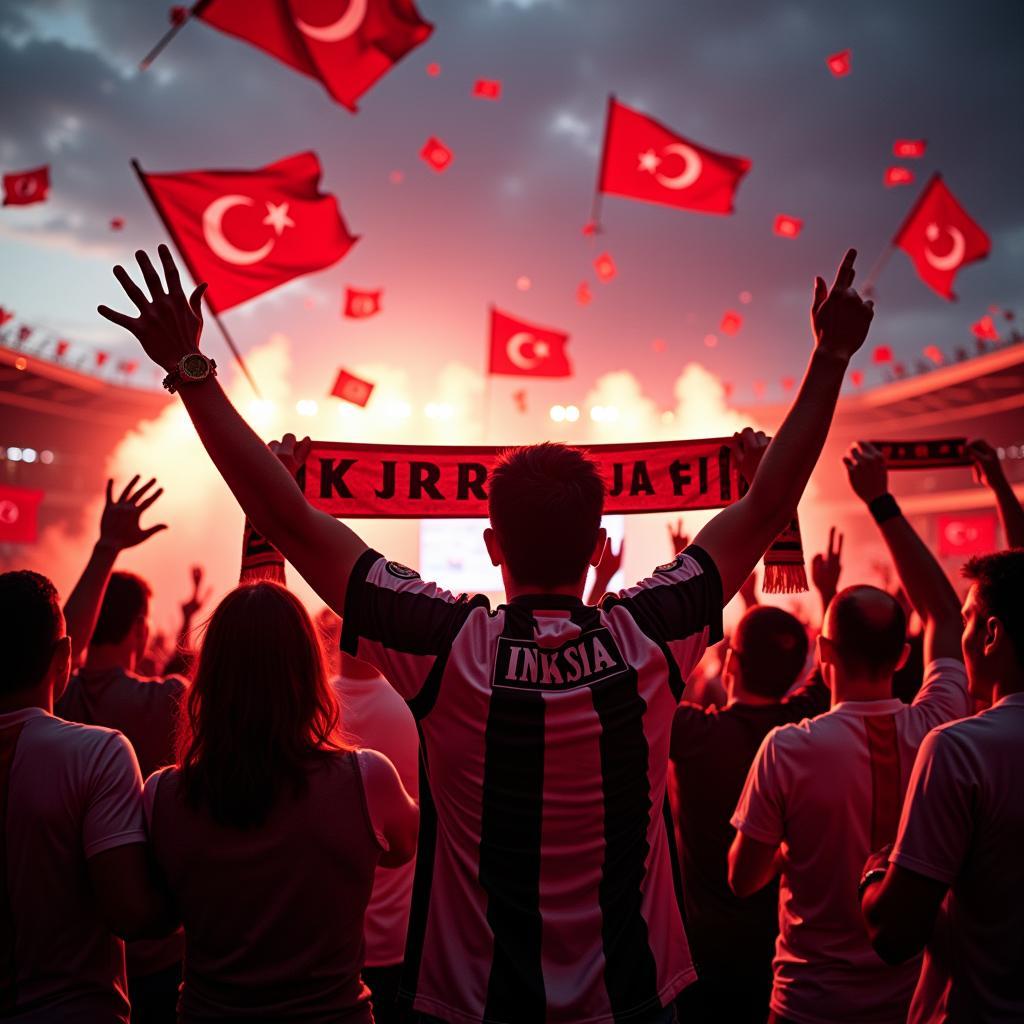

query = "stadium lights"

[
  {"left": 296, "top": 399, "right": 318, "bottom": 417},
  {"left": 550, "top": 405, "right": 566, "bottom": 423},
  {"left": 564, "top": 405, "right": 580, "bottom": 422},
  {"left": 6, "top": 447, "right": 22, "bottom": 461},
  {"left": 21, "top": 448, "right": 37, "bottom": 463}
]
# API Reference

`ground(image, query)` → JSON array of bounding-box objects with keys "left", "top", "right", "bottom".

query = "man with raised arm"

[
  {"left": 100, "top": 244, "right": 872, "bottom": 1023},
  {"left": 728, "top": 442, "right": 972, "bottom": 1024}
]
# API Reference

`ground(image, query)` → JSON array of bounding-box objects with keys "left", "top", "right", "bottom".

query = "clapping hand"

[
  {"left": 812, "top": 249, "right": 875, "bottom": 362},
  {"left": 844, "top": 442, "right": 889, "bottom": 504},
  {"left": 98, "top": 476, "right": 167, "bottom": 551}
]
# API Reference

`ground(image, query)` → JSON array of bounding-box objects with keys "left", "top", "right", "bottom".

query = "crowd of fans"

[{"left": 2, "top": 246, "right": 1022, "bottom": 1023}]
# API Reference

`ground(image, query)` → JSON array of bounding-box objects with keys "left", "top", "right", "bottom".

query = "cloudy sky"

[{"left": 2, "top": 0, "right": 1022, "bottom": 412}]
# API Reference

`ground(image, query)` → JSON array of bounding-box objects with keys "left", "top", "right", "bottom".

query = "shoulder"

[{"left": 355, "top": 747, "right": 402, "bottom": 785}]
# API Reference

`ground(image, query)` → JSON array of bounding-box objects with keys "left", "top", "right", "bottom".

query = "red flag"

[
  {"left": 3, "top": 166, "right": 50, "bottom": 206},
  {"left": 773, "top": 214, "right": 802, "bottom": 238},
  {"left": 512, "top": 389, "right": 527, "bottom": 413},
  {"left": 894, "top": 139, "right": 926, "bottom": 158},
  {"left": 936, "top": 512, "right": 997, "bottom": 558},
  {"left": 0, "top": 307, "right": 12, "bottom": 326},
  {"left": 850, "top": 370, "right": 864, "bottom": 387},
  {"left": 344, "top": 286, "right": 382, "bottom": 318},
  {"left": 971, "top": 315, "right": 999, "bottom": 341},
  {"left": 884, "top": 167, "right": 914, "bottom": 187},
  {"left": 472, "top": 79, "right": 501, "bottom": 100},
  {"left": 17, "top": 326, "right": 32, "bottom": 342},
  {"left": 137, "top": 151, "right": 357, "bottom": 314},
  {"left": 110, "top": 217, "right": 125, "bottom": 230},
  {"left": 594, "top": 252, "right": 616, "bottom": 282},
  {"left": 118, "top": 359, "right": 139, "bottom": 375},
  {"left": 420, "top": 136, "right": 453, "bottom": 172},
  {"left": 581, "top": 220, "right": 599, "bottom": 237},
  {"left": 95, "top": 351, "right": 109, "bottom": 367},
  {"left": 923, "top": 344, "right": 944, "bottom": 365},
  {"left": 576, "top": 282, "right": 592, "bottom": 305},
  {"left": 489, "top": 308, "right": 571, "bottom": 378},
  {"left": 598, "top": 98, "right": 751, "bottom": 215},
  {"left": 0, "top": 485, "right": 44, "bottom": 544},
  {"left": 894, "top": 174, "right": 991, "bottom": 300},
  {"left": 873, "top": 345, "right": 893, "bottom": 364},
  {"left": 331, "top": 368, "right": 375, "bottom": 406},
  {"left": 720, "top": 311, "right": 742, "bottom": 335},
  {"left": 826, "top": 49, "right": 851, "bottom": 76},
  {"left": 55, "top": 340, "right": 70, "bottom": 357},
  {"left": 196, "top": 0, "right": 433, "bottom": 112}
]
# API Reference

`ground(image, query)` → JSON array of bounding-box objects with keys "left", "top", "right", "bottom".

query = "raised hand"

[
  {"left": 181, "top": 565, "right": 211, "bottom": 623},
  {"left": 593, "top": 538, "right": 624, "bottom": 588},
  {"left": 98, "top": 475, "right": 167, "bottom": 550},
  {"left": 730, "top": 427, "right": 770, "bottom": 485},
  {"left": 98, "top": 245, "right": 207, "bottom": 372},
  {"left": 844, "top": 442, "right": 889, "bottom": 504},
  {"left": 811, "top": 249, "right": 874, "bottom": 361},
  {"left": 667, "top": 518, "right": 689, "bottom": 555},
  {"left": 966, "top": 439, "right": 1005, "bottom": 490},
  {"left": 269, "top": 433, "right": 313, "bottom": 481},
  {"left": 811, "top": 526, "right": 843, "bottom": 610}
]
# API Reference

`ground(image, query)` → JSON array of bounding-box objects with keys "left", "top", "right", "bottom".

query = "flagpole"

[
  {"left": 483, "top": 305, "right": 494, "bottom": 442},
  {"left": 139, "top": 1, "right": 210, "bottom": 70},
  {"left": 587, "top": 93, "right": 616, "bottom": 235},
  {"left": 862, "top": 172, "right": 941, "bottom": 296},
  {"left": 129, "top": 158, "right": 263, "bottom": 397}
]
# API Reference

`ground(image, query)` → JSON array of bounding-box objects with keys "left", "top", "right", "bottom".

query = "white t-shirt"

[
  {"left": 332, "top": 672, "right": 420, "bottom": 967},
  {"left": 892, "top": 691, "right": 1024, "bottom": 1023},
  {"left": 731, "top": 658, "right": 971, "bottom": 1024},
  {"left": 0, "top": 707, "right": 146, "bottom": 1023}
]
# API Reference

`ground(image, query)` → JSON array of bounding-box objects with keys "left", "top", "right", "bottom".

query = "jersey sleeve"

[
  {"left": 909, "top": 657, "right": 972, "bottom": 731},
  {"left": 890, "top": 727, "right": 974, "bottom": 885},
  {"left": 83, "top": 732, "right": 147, "bottom": 859},
  {"left": 730, "top": 727, "right": 786, "bottom": 846},
  {"left": 341, "top": 549, "right": 490, "bottom": 710},
  {"left": 601, "top": 544, "right": 724, "bottom": 686}
]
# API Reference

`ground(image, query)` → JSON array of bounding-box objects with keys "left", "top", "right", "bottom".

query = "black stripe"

[
  {"left": 480, "top": 608, "right": 547, "bottom": 1021},
  {"left": 663, "top": 795, "right": 686, "bottom": 927},
  {"left": 591, "top": 669, "right": 661, "bottom": 1021},
  {"left": 340, "top": 548, "right": 384, "bottom": 655},
  {"left": 398, "top": 728, "right": 437, "bottom": 1008}
]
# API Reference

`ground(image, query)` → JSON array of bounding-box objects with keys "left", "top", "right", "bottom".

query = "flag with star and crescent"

[
  {"left": 488, "top": 307, "right": 572, "bottom": 378},
  {"left": 136, "top": 150, "right": 358, "bottom": 313},
  {"left": 598, "top": 97, "right": 752, "bottom": 215}
]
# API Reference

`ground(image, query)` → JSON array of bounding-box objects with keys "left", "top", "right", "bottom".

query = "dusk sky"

[{"left": 2, "top": 0, "right": 1022, "bottom": 413}]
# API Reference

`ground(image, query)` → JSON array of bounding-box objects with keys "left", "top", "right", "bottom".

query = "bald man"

[{"left": 726, "top": 445, "right": 973, "bottom": 1024}]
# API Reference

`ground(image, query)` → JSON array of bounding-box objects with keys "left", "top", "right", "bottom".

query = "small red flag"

[
  {"left": 55, "top": 340, "right": 70, "bottom": 357},
  {"left": 196, "top": 0, "right": 433, "bottom": 112},
  {"left": 598, "top": 98, "right": 751, "bottom": 215},
  {"left": 893, "top": 139, "right": 926, "bottom": 158},
  {"left": 17, "top": 326, "right": 32, "bottom": 342},
  {"left": 420, "top": 137, "right": 453, "bottom": 172},
  {"left": 581, "top": 220, "right": 599, "bottom": 237},
  {"left": 138, "top": 151, "right": 357, "bottom": 314},
  {"left": 95, "top": 351, "right": 108, "bottom": 367},
  {"left": 720, "top": 311, "right": 742, "bottom": 335},
  {"left": 936, "top": 512, "right": 997, "bottom": 558},
  {"left": 826, "top": 49, "right": 851, "bottom": 76},
  {"left": 923, "top": 344, "right": 944, "bottom": 365},
  {"left": 110, "top": 217, "right": 125, "bottom": 230},
  {"left": 780, "top": 376, "right": 795, "bottom": 391},
  {"left": 344, "top": 287, "right": 382, "bottom": 319},
  {"left": 426, "top": 61, "right": 441, "bottom": 77},
  {"left": 894, "top": 175, "right": 991, "bottom": 300},
  {"left": 331, "top": 368, "right": 375, "bottom": 407},
  {"left": 893, "top": 363, "right": 906, "bottom": 377},
  {"left": 594, "top": 252, "right": 616, "bottom": 282},
  {"left": 850, "top": 370, "right": 864, "bottom": 387},
  {"left": 884, "top": 167, "right": 914, "bottom": 187},
  {"left": 489, "top": 308, "right": 571, "bottom": 378},
  {"left": 473, "top": 79, "right": 501, "bottom": 100},
  {"left": 0, "top": 308, "right": 12, "bottom": 326},
  {"left": 512, "top": 389, "right": 527, "bottom": 413},
  {"left": 773, "top": 214, "right": 802, "bottom": 238},
  {"left": 873, "top": 345, "right": 893, "bottom": 364},
  {"left": 0, "top": 485, "right": 44, "bottom": 544},
  {"left": 3, "top": 166, "right": 50, "bottom": 206},
  {"left": 576, "top": 282, "right": 592, "bottom": 306},
  {"left": 118, "top": 359, "right": 139, "bottom": 375},
  {"left": 971, "top": 315, "right": 999, "bottom": 341}
]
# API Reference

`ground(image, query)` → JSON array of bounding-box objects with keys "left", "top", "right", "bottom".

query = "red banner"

[
  {"left": 300, "top": 438, "right": 742, "bottom": 518},
  {"left": 0, "top": 485, "right": 44, "bottom": 543},
  {"left": 869, "top": 438, "right": 969, "bottom": 469},
  {"left": 936, "top": 512, "right": 997, "bottom": 558}
]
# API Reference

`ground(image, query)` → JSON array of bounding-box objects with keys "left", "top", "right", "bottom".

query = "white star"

[
  {"left": 533, "top": 340, "right": 550, "bottom": 358},
  {"left": 637, "top": 149, "right": 661, "bottom": 174},
  {"left": 262, "top": 201, "right": 295, "bottom": 236}
]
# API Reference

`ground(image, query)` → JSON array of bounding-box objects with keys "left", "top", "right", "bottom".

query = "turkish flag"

[
  {"left": 971, "top": 315, "right": 999, "bottom": 341},
  {"left": 850, "top": 370, "right": 864, "bottom": 387},
  {"left": 922, "top": 344, "right": 944, "bottom": 365},
  {"left": 344, "top": 286, "right": 381, "bottom": 318},
  {"left": 594, "top": 252, "right": 616, "bottom": 282},
  {"left": 489, "top": 308, "right": 571, "bottom": 378},
  {"left": 936, "top": 512, "right": 997, "bottom": 558},
  {"left": 884, "top": 167, "right": 914, "bottom": 187},
  {"left": 420, "top": 137, "right": 453, "bottom": 172},
  {"left": 774, "top": 214, "right": 802, "bottom": 238},
  {"left": 720, "top": 311, "right": 742, "bottom": 335},
  {"left": 0, "top": 485, "right": 44, "bottom": 544},
  {"left": 331, "top": 368, "right": 375, "bottom": 406},
  {"left": 894, "top": 139, "right": 926, "bottom": 158},
  {"left": 873, "top": 345, "right": 893, "bottom": 364},
  {"left": 3, "top": 166, "right": 50, "bottom": 206},
  {"left": 137, "top": 151, "right": 357, "bottom": 313},
  {"left": 0, "top": 307, "right": 12, "bottom": 326},
  {"left": 195, "top": 0, "right": 433, "bottom": 112},
  {"left": 894, "top": 174, "right": 991, "bottom": 300},
  {"left": 826, "top": 49, "right": 851, "bottom": 76},
  {"left": 472, "top": 79, "right": 501, "bottom": 100},
  {"left": 598, "top": 98, "right": 751, "bottom": 215}
]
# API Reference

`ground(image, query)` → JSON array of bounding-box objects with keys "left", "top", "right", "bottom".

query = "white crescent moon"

[
  {"left": 295, "top": 0, "right": 368, "bottom": 42},
  {"left": 924, "top": 223, "right": 966, "bottom": 272},
  {"left": 655, "top": 143, "right": 703, "bottom": 191},
  {"left": 202, "top": 195, "right": 274, "bottom": 267},
  {"left": 0, "top": 500, "right": 19, "bottom": 525},
  {"left": 507, "top": 332, "right": 543, "bottom": 370}
]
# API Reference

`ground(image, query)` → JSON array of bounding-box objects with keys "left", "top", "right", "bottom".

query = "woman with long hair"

[{"left": 144, "top": 582, "right": 418, "bottom": 1022}]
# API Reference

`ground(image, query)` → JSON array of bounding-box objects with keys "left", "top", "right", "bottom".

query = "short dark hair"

[
  {"left": 0, "top": 571, "right": 62, "bottom": 694},
  {"left": 91, "top": 572, "right": 151, "bottom": 646},
  {"left": 962, "top": 549, "right": 1024, "bottom": 669},
  {"left": 488, "top": 443, "right": 605, "bottom": 589},
  {"left": 827, "top": 585, "right": 907, "bottom": 678},
  {"left": 732, "top": 606, "right": 809, "bottom": 698}
]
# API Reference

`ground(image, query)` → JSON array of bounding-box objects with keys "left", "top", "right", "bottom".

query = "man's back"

[
  {"left": 895, "top": 695, "right": 1024, "bottom": 1023},
  {"left": 341, "top": 546, "right": 722, "bottom": 1022},
  {"left": 732, "top": 658, "right": 971, "bottom": 1024},
  {"left": 1, "top": 708, "right": 145, "bottom": 1023}
]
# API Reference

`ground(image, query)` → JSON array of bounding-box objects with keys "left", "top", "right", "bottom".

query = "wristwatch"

[{"left": 162, "top": 352, "right": 217, "bottom": 394}]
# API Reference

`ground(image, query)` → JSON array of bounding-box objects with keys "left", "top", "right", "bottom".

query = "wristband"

[
  {"left": 858, "top": 866, "right": 889, "bottom": 899},
  {"left": 868, "top": 493, "right": 901, "bottom": 525}
]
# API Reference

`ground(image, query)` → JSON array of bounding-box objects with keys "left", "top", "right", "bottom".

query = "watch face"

[{"left": 180, "top": 353, "right": 208, "bottom": 380}]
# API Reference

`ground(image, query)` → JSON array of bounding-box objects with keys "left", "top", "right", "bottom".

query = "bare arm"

[
  {"left": 98, "top": 247, "right": 366, "bottom": 615},
  {"left": 64, "top": 477, "right": 167, "bottom": 666},
  {"left": 695, "top": 249, "right": 874, "bottom": 600},
  {"left": 860, "top": 855, "right": 947, "bottom": 966},
  {"left": 727, "top": 832, "right": 782, "bottom": 898},
  {"left": 967, "top": 439, "right": 1024, "bottom": 548},
  {"left": 844, "top": 443, "right": 962, "bottom": 662},
  {"left": 359, "top": 749, "right": 419, "bottom": 869}
]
